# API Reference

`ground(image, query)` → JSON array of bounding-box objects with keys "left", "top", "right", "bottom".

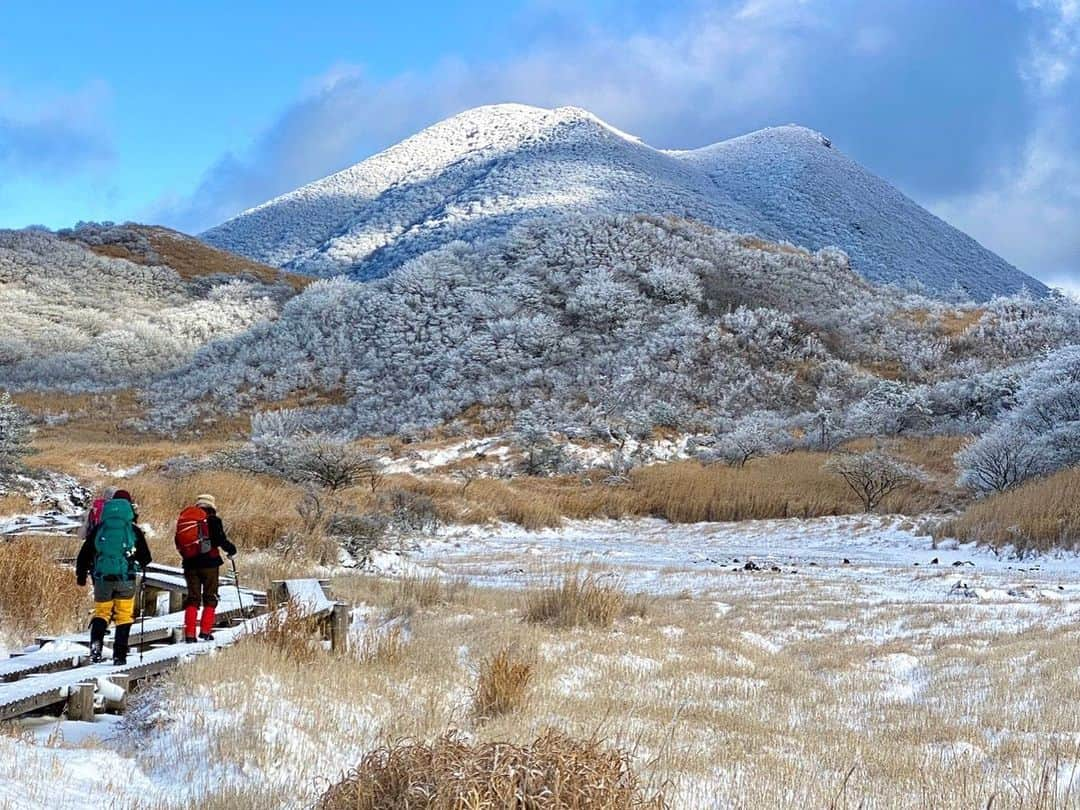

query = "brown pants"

[{"left": 184, "top": 567, "right": 220, "bottom": 608}]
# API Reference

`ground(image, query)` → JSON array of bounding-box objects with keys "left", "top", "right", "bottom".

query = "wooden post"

[
  {"left": 67, "top": 682, "right": 95, "bottom": 722},
  {"left": 330, "top": 602, "right": 350, "bottom": 653},
  {"left": 168, "top": 590, "right": 185, "bottom": 614},
  {"left": 142, "top": 587, "right": 162, "bottom": 617},
  {"left": 269, "top": 581, "right": 288, "bottom": 609},
  {"left": 105, "top": 674, "right": 129, "bottom": 714}
]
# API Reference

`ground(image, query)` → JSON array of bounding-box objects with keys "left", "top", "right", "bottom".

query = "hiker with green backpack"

[{"left": 75, "top": 490, "right": 152, "bottom": 665}]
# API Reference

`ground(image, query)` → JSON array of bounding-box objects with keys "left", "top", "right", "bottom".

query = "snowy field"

[{"left": 2, "top": 514, "right": 1080, "bottom": 808}]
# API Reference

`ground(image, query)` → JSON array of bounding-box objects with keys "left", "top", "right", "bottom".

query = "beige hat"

[{"left": 195, "top": 494, "right": 217, "bottom": 510}]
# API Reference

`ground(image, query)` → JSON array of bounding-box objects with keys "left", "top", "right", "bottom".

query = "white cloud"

[
  {"left": 0, "top": 80, "right": 113, "bottom": 179},
  {"left": 155, "top": 2, "right": 818, "bottom": 232},
  {"left": 931, "top": 1, "right": 1080, "bottom": 281}
]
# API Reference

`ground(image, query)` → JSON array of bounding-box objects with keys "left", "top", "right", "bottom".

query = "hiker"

[
  {"left": 75, "top": 490, "right": 152, "bottom": 665},
  {"left": 78, "top": 485, "right": 117, "bottom": 540},
  {"left": 175, "top": 494, "right": 236, "bottom": 643}
]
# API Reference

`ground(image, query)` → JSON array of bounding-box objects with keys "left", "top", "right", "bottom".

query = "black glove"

[{"left": 77, "top": 575, "right": 86, "bottom": 587}]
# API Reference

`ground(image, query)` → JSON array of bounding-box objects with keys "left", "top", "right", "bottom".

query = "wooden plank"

[
  {"left": 0, "top": 651, "right": 85, "bottom": 683},
  {"left": 0, "top": 689, "right": 68, "bottom": 722}
]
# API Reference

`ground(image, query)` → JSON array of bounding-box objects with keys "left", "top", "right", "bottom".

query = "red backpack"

[
  {"left": 175, "top": 506, "right": 213, "bottom": 559},
  {"left": 86, "top": 498, "right": 106, "bottom": 534}
]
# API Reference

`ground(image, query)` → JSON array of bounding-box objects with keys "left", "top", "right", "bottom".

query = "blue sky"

[{"left": 1, "top": 0, "right": 1078, "bottom": 285}]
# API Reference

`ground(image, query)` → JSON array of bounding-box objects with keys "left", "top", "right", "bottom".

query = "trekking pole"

[
  {"left": 137, "top": 564, "right": 146, "bottom": 664},
  {"left": 230, "top": 556, "right": 247, "bottom": 618}
]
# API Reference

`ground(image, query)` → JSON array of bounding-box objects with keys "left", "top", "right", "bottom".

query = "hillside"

[
  {"left": 0, "top": 227, "right": 296, "bottom": 391},
  {"left": 59, "top": 222, "right": 310, "bottom": 290},
  {"left": 150, "top": 215, "right": 1076, "bottom": 437},
  {"left": 202, "top": 104, "right": 1045, "bottom": 300}
]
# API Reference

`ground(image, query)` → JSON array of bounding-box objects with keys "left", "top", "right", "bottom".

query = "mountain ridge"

[{"left": 202, "top": 103, "right": 1046, "bottom": 300}]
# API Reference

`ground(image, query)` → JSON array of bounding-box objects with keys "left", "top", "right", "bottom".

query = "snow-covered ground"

[
  {"left": 415, "top": 514, "right": 1080, "bottom": 605},
  {"left": 2, "top": 513, "right": 1078, "bottom": 808}
]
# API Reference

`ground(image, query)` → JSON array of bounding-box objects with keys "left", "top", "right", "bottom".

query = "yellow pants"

[{"left": 94, "top": 598, "right": 135, "bottom": 625}]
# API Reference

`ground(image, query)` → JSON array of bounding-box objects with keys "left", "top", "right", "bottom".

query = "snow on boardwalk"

[{"left": 0, "top": 579, "right": 335, "bottom": 723}]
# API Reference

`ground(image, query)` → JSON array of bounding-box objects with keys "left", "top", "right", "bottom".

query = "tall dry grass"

[
  {"left": 130, "top": 569, "right": 1080, "bottom": 810},
  {"left": 122, "top": 470, "right": 305, "bottom": 558},
  {"left": 0, "top": 492, "right": 32, "bottom": 515},
  {"left": 941, "top": 467, "right": 1080, "bottom": 553},
  {"left": 317, "top": 731, "right": 667, "bottom": 810},
  {"left": 525, "top": 570, "right": 627, "bottom": 630},
  {"left": 0, "top": 539, "right": 89, "bottom": 641},
  {"left": 472, "top": 646, "right": 534, "bottom": 721}
]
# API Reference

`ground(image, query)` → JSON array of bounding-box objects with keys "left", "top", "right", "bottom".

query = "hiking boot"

[
  {"left": 184, "top": 636, "right": 197, "bottom": 644},
  {"left": 89, "top": 617, "right": 108, "bottom": 664},
  {"left": 112, "top": 623, "right": 131, "bottom": 666},
  {"left": 198, "top": 632, "right": 215, "bottom": 642}
]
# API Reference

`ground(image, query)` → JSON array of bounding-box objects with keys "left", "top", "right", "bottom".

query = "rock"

[
  {"left": 770, "top": 565, "right": 781, "bottom": 573},
  {"left": 930, "top": 557, "right": 939, "bottom": 565},
  {"left": 743, "top": 561, "right": 761, "bottom": 572},
  {"left": 842, "top": 558, "right": 851, "bottom": 565}
]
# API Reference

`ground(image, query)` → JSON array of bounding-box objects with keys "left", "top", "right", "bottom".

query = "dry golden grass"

[
  {"left": 405, "top": 452, "right": 940, "bottom": 532},
  {"left": 942, "top": 467, "right": 1080, "bottom": 553},
  {"left": 135, "top": 577, "right": 1080, "bottom": 810},
  {"left": 902, "top": 306, "right": 984, "bottom": 338},
  {"left": 248, "top": 599, "right": 326, "bottom": 664},
  {"left": 0, "top": 492, "right": 32, "bottom": 515},
  {"left": 356, "top": 625, "right": 408, "bottom": 666},
  {"left": 472, "top": 645, "right": 534, "bottom": 721},
  {"left": 124, "top": 470, "right": 305, "bottom": 558},
  {"left": 0, "top": 539, "right": 89, "bottom": 640},
  {"left": 76, "top": 224, "right": 311, "bottom": 291},
  {"left": 318, "top": 731, "right": 666, "bottom": 810},
  {"left": 525, "top": 570, "right": 627, "bottom": 630},
  {"left": 736, "top": 236, "right": 811, "bottom": 257},
  {"left": 388, "top": 573, "right": 468, "bottom": 617}
]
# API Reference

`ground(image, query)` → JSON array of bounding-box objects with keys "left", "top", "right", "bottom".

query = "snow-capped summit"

[{"left": 202, "top": 103, "right": 1046, "bottom": 300}]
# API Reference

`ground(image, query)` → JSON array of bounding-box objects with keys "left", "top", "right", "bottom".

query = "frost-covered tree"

[
  {"left": 846, "top": 382, "right": 931, "bottom": 437},
  {"left": 133, "top": 214, "right": 1080, "bottom": 440},
  {"left": 957, "top": 346, "right": 1080, "bottom": 492},
  {"left": 707, "top": 412, "right": 794, "bottom": 467},
  {"left": 0, "top": 392, "right": 32, "bottom": 471},
  {"left": 955, "top": 425, "right": 1042, "bottom": 494}
]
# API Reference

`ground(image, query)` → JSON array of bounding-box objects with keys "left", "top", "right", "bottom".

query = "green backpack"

[{"left": 94, "top": 499, "right": 137, "bottom": 579}]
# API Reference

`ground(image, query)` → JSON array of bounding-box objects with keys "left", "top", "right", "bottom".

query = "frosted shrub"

[
  {"left": 0, "top": 392, "right": 32, "bottom": 472},
  {"left": 707, "top": 412, "right": 794, "bottom": 467}
]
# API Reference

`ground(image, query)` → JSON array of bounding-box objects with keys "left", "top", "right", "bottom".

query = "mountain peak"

[{"left": 202, "top": 104, "right": 1045, "bottom": 300}]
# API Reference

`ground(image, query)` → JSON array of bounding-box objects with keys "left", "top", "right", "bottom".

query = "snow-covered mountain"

[{"left": 202, "top": 104, "right": 1045, "bottom": 300}]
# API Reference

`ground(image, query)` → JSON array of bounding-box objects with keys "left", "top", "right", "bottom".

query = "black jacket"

[
  {"left": 76, "top": 522, "right": 152, "bottom": 585},
  {"left": 182, "top": 510, "right": 237, "bottom": 570}
]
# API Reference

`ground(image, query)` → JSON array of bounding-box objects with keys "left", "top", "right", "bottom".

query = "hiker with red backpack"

[
  {"left": 75, "top": 490, "right": 152, "bottom": 665},
  {"left": 175, "top": 494, "right": 237, "bottom": 643}
]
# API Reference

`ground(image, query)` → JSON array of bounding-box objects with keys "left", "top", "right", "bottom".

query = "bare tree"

[
  {"left": 452, "top": 468, "right": 480, "bottom": 496},
  {"left": 293, "top": 438, "right": 379, "bottom": 493},
  {"left": 825, "top": 450, "right": 921, "bottom": 512}
]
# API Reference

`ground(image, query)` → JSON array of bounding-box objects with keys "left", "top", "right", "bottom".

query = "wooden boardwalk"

[{"left": 0, "top": 578, "right": 341, "bottom": 723}]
